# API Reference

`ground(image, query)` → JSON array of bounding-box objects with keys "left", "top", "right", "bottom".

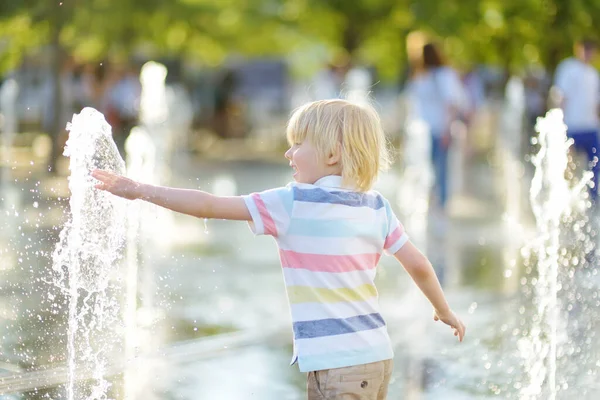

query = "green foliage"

[{"left": 1, "top": 0, "right": 600, "bottom": 79}]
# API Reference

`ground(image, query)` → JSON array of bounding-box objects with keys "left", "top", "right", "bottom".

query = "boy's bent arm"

[
  {"left": 393, "top": 240, "right": 465, "bottom": 341},
  {"left": 393, "top": 240, "right": 450, "bottom": 316}
]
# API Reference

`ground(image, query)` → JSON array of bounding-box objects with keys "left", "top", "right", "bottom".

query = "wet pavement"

[{"left": 0, "top": 138, "right": 598, "bottom": 399}]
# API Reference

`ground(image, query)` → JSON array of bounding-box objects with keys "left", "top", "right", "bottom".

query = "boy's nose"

[{"left": 284, "top": 148, "right": 292, "bottom": 160}]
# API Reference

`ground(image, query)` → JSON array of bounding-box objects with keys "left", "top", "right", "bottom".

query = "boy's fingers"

[
  {"left": 91, "top": 169, "right": 113, "bottom": 181},
  {"left": 91, "top": 169, "right": 105, "bottom": 178},
  {"left": 458, "top": 323, "right": 465, "bottom": 342}
]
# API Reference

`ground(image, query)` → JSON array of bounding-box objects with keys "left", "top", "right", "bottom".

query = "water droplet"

[
  {"left": 468, "top": 302, "right": 477, "bottom": 314},
  {"left": 203, "top": 218, "right": 209, "bottom": 234}
]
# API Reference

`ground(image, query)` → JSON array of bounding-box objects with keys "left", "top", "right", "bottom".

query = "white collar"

[{"left": 313, "top": 175, "right": 353, "bottom": 190}]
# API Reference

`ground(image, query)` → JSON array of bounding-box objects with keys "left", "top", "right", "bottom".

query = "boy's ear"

[{"left": 326, "top": 143, "right": 342, "bottom": 166}]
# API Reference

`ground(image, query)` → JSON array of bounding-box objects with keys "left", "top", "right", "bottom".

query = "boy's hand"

[
  {"left": 434, "top": 309, "right": 466, "bottom": 342},
  {"left": 91, "top": 169, "right": 142, "bottom": 200}
]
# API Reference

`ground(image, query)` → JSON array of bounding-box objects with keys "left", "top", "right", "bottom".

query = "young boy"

[{"left": 92, "top": 99, "right": 465, "bottom": 399}]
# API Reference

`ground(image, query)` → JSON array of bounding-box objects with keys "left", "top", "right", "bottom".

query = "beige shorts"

[{"left": 307, "top": 359, "right": 394, "bottom": 400}]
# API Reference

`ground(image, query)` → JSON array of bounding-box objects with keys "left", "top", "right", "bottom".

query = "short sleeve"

[
  {"left": 383, "top": 198, "right": 409, "bottom": 255},
  {"left": 242, "top": 184, "right": 294, "bottom": 237}
]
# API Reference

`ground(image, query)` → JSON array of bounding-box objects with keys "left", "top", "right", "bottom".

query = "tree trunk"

[{"left": 343, "top": 23, "right": 360, "bottom": 64}]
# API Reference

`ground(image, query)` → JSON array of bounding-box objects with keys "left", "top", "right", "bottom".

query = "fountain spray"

[
  {"left": 52, "top": 108, "right": 127, "bottom": 399},
  {"left": 521, "top": 109, "right": 593, "bottom": 399}
]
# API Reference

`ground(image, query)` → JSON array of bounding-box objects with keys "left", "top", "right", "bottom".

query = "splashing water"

[
  {"left": 520, "top": 109, "right": 597, "bottom": 399},
  {"left": 52, "top": 107, "right": 127, "bottom": 399}
]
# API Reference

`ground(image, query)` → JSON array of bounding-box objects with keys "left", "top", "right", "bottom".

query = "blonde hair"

[{"left": 286, "top": 99, "right": 391, "bottom": 192}]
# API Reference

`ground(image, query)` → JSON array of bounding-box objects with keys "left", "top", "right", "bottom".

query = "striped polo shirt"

[{"left": 243, "top": 175, "right": 408, "bottom": 372}]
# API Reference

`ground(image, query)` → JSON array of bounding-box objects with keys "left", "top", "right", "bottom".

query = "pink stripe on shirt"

[
  {"left": 279, "top": 250, "right": 381, "bottom": 273},
  {"left": 384, "top": 225, "right": 403, "bottom": 250},
  {"left": 252, "top": 193, "right": 278, "bottom": 236}
]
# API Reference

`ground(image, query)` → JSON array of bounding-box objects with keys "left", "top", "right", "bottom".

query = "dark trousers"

[
  {"left": 567, "top": 130, "right": 599, "bottom": 198},
  {"left": 431, "top": 135, "right": 449, "bottom": 209}
]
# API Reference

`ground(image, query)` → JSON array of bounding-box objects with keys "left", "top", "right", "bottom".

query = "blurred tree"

[
  {"left": 1, "top": 0, "right": 600, "bottom": 164},
  {"left": 0, "top": 0, "right": 229, "bottom": 172},
  {"left": 285, "top": 0, "right": 414, "bottom": 80},
  {"left": 412, "top": 0, "right": 600, "bottom": 74},
  {"left": 0, "top": 0, "right": 77, "bottom": 172},
  {"left": 1, "top": 0, "right": 599, "bottom": 77}
]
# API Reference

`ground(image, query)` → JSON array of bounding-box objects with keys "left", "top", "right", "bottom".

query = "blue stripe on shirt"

[
  {"left": 293, "top": 187, "right": 384, "bottom": 209},
  {"left": 293, "top": 313, "right": 385, "bottom": 339}
]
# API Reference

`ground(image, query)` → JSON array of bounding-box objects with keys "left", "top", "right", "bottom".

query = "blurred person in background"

[
  {"left": 523, "top": 69, "right": 547, "bottom": 131},
  {"left": 313, "top": 54, "right": 350, "bottom": 100},
  {"left": 103, "top": 62, "right": 142, "bottom": 157},
  {"left": 406, "top": 41, "right": 467, "bottom": 214},
  {"left": 88, "top": 62, "right": 110, "bottom": 109},
  {"left": 462, "top": 66, "right": 485, "bottom": 123},
  {"left": 523, "top": 68, "right": 548, "bottom": 154},
  {"left": 40, "top": 56, "right": 80, "bottom": 160},
  {"left": 213, "top": 69, "right": 246, "bottom": 138},
  {"left": 70, "top": 64, "right": 93, "bottom": 113},
  {"left": 552, "top": 38, "right": 600, "bottom": 199},
  {"left": 461, "top": 65, "right": 486, "bottom": 157}
]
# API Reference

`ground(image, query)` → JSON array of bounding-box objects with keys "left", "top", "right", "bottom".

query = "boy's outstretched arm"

[
  {"left": 393, "top": 240, "right": 466, "bottom": 342},
  {"left": 91, "top": 169, "right": 251, "bottom": 221}
]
